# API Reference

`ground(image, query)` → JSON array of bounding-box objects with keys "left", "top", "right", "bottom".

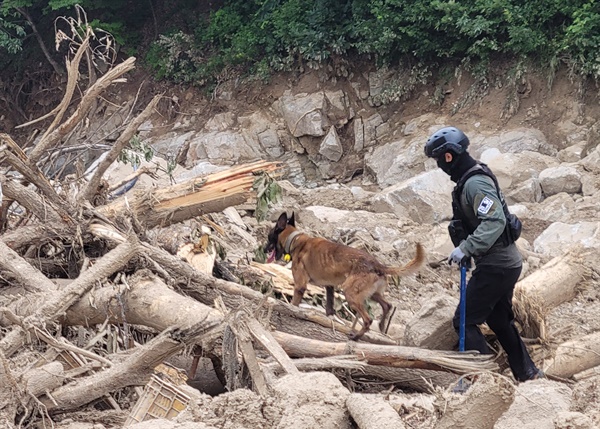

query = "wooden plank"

[{"left": 246, "top": 316, "right": 299, "bottom": 375}]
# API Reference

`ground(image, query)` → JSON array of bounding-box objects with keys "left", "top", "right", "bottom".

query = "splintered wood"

[{"left": 97, "top": 160, "right": 283, "bottom": 228}]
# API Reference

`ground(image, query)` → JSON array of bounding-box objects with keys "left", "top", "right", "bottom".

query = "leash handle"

[{"left": 458, "top": 264, "right": 468, "bottom": 352}]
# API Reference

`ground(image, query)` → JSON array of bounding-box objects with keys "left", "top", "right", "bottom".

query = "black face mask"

[{"left": 436, "top": 156, "right": 453, "bottom": 175}]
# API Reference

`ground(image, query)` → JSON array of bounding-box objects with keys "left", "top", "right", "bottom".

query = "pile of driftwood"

[{"left": 0, "top": 143, "right": 500, "bottom": 424}]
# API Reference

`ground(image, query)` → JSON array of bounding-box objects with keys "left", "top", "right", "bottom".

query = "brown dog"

[{"left": 264, "top": 212, "right": 425, "bottom": 340}]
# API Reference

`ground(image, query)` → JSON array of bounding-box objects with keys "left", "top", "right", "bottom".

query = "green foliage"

[
  {"left": 117, "top": 135, "right": 154, "bottom": 167},
  {"left": 252, "top": 171, "right": 282, "bottom": 223},
  {"left": 253, "top": 246, "right": 267, "bottom": 263},
  {"left": 0, "top": 17, "right": 25, "bottom": 53},
  {"left": 563, "top": 2, "right": 600, "bottom": 77},
  {"left": 6, "top": 1, "right": 600, "bottom": 88},
  {"left": 145, "top": 31, "right": 206, "bottom": 83},
  {"left": 139, "top": 0, "right": 600, "bottom": 89}
]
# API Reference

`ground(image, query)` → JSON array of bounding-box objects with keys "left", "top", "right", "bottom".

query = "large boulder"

[
  {"left": 539, "top": 166, "right": 582, "bottom": 196},
  {"left": 533, "top": 221, "right": 600, "bottom": 257},
  {"left": 470, "top": 127, "right": 557, "bottom": 158},
  {"left": 277, "top": 91, "right": 328, "bottom": 137},
  {"left": 527, "top": 193, "right": 576, "bottom": 222},
  {"left": 319, "top": 126, "right": 343, "bottom": 162},
  {"left": 579, "top": 145, "right": 600, "bottom": 174},
  {"left": 365, "top": 137, "right": 427, "bottom": 187},
  {"left": 238, "top": 111, "right": 285, "bottom": 158},
  {"left": 479, "top": 148, "right": 558, "bottom": 190},
  {"left": 506, "top": 178, "right": 543, "bottom": 204},
  {"left": 403, "top": 295, "right": 458, "bottom": 350},
  {"left": 272, "top": 372, "right": 352, "bottom": 429},
  {"left": 369, "top": 169, "right": 453, "bottom": 224},
  {"left": 185, "top": 130, "right": 263, "bottom": 166}
]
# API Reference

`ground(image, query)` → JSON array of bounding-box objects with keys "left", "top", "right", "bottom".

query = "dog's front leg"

[
  {"left": 325, "top": 286, "right": 335, "bottom": 316},
  {"left": 291, "top": 264, "right": 309, "bottom": 306}
]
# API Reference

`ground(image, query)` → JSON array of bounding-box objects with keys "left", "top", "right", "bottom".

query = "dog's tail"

[{"left": 385, "top": 243, "right": 425, "bottom": 276}]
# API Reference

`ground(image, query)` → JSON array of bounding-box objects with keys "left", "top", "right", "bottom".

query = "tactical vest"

[{"left": 450, "top": 163, "right": 522, "bottom": 247}]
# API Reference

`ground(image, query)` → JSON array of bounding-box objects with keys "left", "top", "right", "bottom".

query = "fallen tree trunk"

[
  {"left": 0, "top": 224, "right": 72, "bottom": 252},
  {"left": 63, "top": 269, "right": 223, "bottom": 331},
  {"left": 573, "top": 365, "right": 600, "bottom": 381},
  {"left": 0, "top": 133, "right": 76, "bottom": 222},
  {"left": 347, "top": 393, "right": 406, "bottom": 429},
  {"left": 0, "top": 240, "right": 58, "bottom": 294},
  {"left": 21, "top": 362, "right": 64, "bottom": 398},
  {"left": 0, "top": 350, "right": 19, "bottom": 424},
  {"left": 0, "top": 176, "right": 64, "bottom": 225},
  {"left": 254, "top": 355, "right": 459, "bottom": 392},
  {"left": 513, "top": 253, "right": 585, "bottom": 339},
  {"left": 544, "top": 331, "right": 600, "bottom": 379},
  {"left": 97, "top": 160, "right": 281, "bottom": 229},
  {"left": 2, "top": 270, "right": 223, "bottom": 415},
  {"left": 270, "top": 331, "right": 498, "bottom": 375}
]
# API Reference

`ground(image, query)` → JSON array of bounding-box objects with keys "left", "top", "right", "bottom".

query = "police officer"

[{"left": 424, "top": 126, "right": 543, "bottom": 382}]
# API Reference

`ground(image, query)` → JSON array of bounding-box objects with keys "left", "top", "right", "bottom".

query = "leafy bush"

[
  {"left": 6, "top": 1, "right": 600, "bottom": 91},
  {"left": 143, "top": 0, "right": 600, "bottom": 89},
  {"left": 0, "top": 18, "right": 25, "bottom": 54},
  {"left": 563, "top": 2, "right": 600, "bottom": 77},
  {"left": 146, "top": 31, "right": 207, "bottom": 84}
]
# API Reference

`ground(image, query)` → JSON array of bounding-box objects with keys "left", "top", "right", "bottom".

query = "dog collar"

[{"left": 284, "top": 230, "right": 302, "bottom": 254}]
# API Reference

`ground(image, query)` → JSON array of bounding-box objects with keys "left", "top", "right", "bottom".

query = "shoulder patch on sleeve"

[{"left": 477, "top": 196, "right": 494, "bottom": 214}]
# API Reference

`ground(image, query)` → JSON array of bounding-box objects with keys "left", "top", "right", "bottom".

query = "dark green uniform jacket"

[{"left": 457, "top": 174, "right": 522, "bottom": 269}]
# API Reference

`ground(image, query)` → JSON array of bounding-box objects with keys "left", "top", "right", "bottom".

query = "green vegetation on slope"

[{"left": 2, "top": 0, "right": 600, "bottom": 87}]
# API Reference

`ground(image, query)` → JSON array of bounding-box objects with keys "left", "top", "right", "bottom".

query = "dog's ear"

[
  {"left": 288, "top": 212, "right": 296, "bottom": 227},
  {"left": 276, "top": 212, "right": 288, "bottom": 231}
]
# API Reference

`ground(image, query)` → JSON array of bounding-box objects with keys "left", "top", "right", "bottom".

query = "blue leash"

[
  {"left": 454, "top": 259, "right": 470, "bottom": 393},
  {"left": 459, "top": 262, "right": 468, "bottom": 352}
]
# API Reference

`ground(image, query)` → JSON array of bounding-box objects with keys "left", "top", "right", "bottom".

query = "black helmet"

[{"left": 424, "top": 126, "right": 469, "bottom": 158}]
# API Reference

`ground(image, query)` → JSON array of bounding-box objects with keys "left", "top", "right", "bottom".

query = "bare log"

[
  {"left": 573, "top": 365, "right": 600, "bottom": 381},
  {"left": 347, "top": 393, "right": 406, "bottom": 429},
  {"left": 0, "top": 177, "right": 63, "bottom": 224},
  {"left": 344, "top": 364, "right": 458, "bottom": 392},
  {"left": 96, "top": 160, "right": 281, "bottom": 229},
  {"left": 0, "top": 133, "right": 75, "bottom": 221},
  {"left": 513, "top": 252, "right": 585, "bottom": 339},
  {"left": 544, "top": 332, "right": 600, "bottom": 379},
  {"left": 271, "top": 331, "right": 498, "bottom": 374},
  {"left": 0, "top": 349, "right": 19, "bottom": 425},
  {"left": 27, "top": 57, "right": 136, "bottom": 163},
  {"left": 1, "top": 224, "right": 72, "bottom": 252},
  {"left": 246, "top": 316, "right": 299, "bottom": 375},
  {"left": 20, "top": 362, "right": 64, "bottom": 398},
  {"left": 0, "top": 241, "right": 58, "bottom": 294},
  {"left": 230, "top": 314, "right": 269, "bottom": 397},
  {"left": 63, "top": 269, "right": 223, "bottom": 330}
]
